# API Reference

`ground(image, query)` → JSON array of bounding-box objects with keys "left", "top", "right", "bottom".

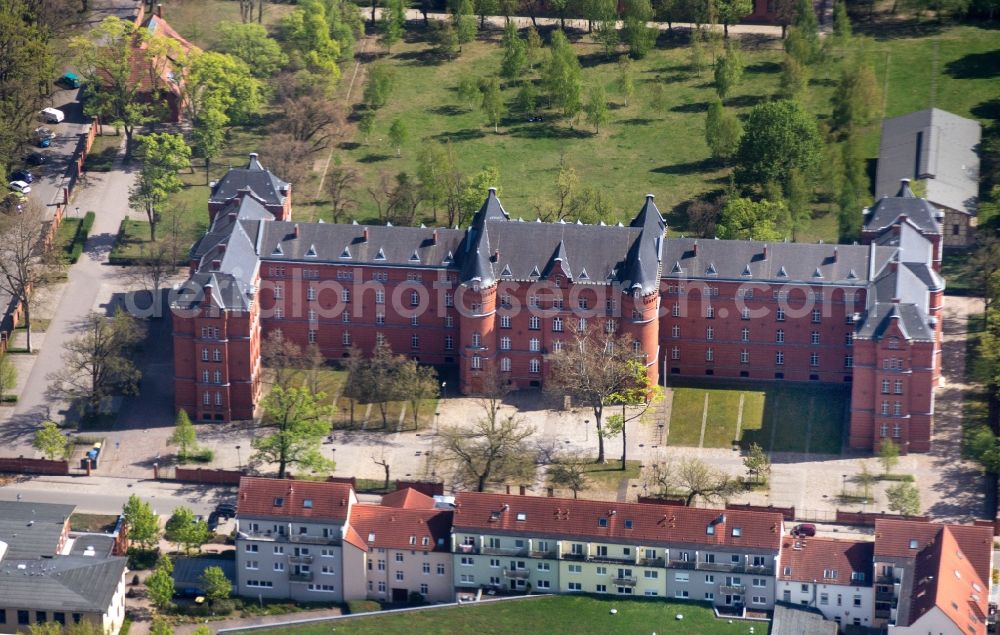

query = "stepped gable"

[
  {"left": 209, "top": 153, "right": 290, "bottom": 208},
  {"left": 453, "top": 492, "right": 783, "bottom": 552},
  {"left": 778, "top": 536, "right": 874, "bottom": 585},
  {"left": 864, "top": 179, "right": 943, "bottom": 234},
  {"left": 664, "top": 238, "right": 889, "bottom": 285}
]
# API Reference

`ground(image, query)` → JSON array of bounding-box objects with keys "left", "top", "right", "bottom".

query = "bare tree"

[
  {"left": 262, "top": 329, "right": 302, "bottom": 388},
  {"left": 438, "top": 402, "right": 536, "bottom": 492},
  {"left": 275, "top": 90, "right": 344, "bottom": 151},
  {"left": 302, "top": 342, "right": 326, "bottom": 396},
  {"left": 367, "top": 172, "right": 395, "bottom": 224},
  {"left": 546, "top": 451, "right": 590, "bottom": 498},
  {"left": 46, "top": 310, "right": 144, "bottom": 417},
  {"left": 127, "top": 236, "right": 180, "bottom": 315},
  {"left": 648, "top": 458, "right": 741, "bottom": 506},
  {"left": 238, "top": 0, "right": 254, "bottom": 22},
  {"left": 326, "top": 165, "right": 359, "bottom": 223},
  {"left": 372, "top": 453, "right": 391, "bottom": 490},
  {"left": 265, "top": 134, "right": 312, "bottom": 188},
  {"left": 546, "top": 324, "right": 643, "bottom": 464},
  {"left": 0, "top": 202, "right": 61, "bottom": 353},
  {"left": 398, "top": 358, "right": 439, "bottom": 430}
]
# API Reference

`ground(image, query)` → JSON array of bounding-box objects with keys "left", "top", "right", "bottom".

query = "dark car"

[
  {"left": 215, "top": 502, "right": 236, "bottom": 518},
  {"left": 10, "top": 170, "right": 33, "bottom": 184},
  {"left": 26, "top": 152, "right": 48, "bottom": 166},
  {"left": 791, "top": 523, "right": 817, "bottom": 537},
  {"left": 207, "top": 512, "right": 220, "bottom": 532},
  {"left": 174, "top": 587, "right": 204, "bottom": 599}
]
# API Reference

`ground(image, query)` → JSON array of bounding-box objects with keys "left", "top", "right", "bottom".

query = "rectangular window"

[
  {"left": 672, "top": 304, "right": 680, "bottom": 317},
  {"left": 705, "top": 347, "right": 714, "bottom": 362},
  {"left": 776, "top": 330, "right": 784, "bottom": 343},
  {"left": 811, "top": 331, "right": 820, "bottom": 345},
  {"left": 775, "top": 351, "right": 784, "bottom": 366},
  {"left": 706, "top": 326, "right": 714, "bottom": 341},
  {"left": 472, "top": 356, "right": 482, "bottom": 370},
  {"left": 776, "top": 308, "right": 785, "bottom": 321},
  {"left": 499, "top": 315, "right": 511, "bottom": 328},
  {"left": 845, "top": 355, "right": 853, "bottom": 368},
  {"left": 568, "top": 582, "right": 582, "bottom": 591},
  {"left": 671, "top": 346, "right": 680, "bottom": 360},
  {"left": 529, "top": 338, "right": 540, "bottom": 352},
  {"left": 810, "top": 352, "right": 819, "bottom": 367},
  {"left": 445, "top": 336, "right": 454, "bottom": 350},
  {"left": 529, "top": 358, "right": 541, "bottom": 373},
  {"left": 672, "top": 325, "right": 680, "bottom": 338},
  {"left": 411, "top": 335, "right": 419, "bottom": 349},
  {"left": 445, "top": 315, "right": 454, "bottom": 328},
  {"left": 529, "top": 316, "right": 540, "bottom": 330},
  {"left": 342, "top": 331, "right": 351, "bottom": 346},
  {"left": 812, "top": 309, "right": 821, "bottom": 323},
  {"left": 894, "top": 380, "right": 903, "bottom": 394},
  {"left": 740, "top": 349, "right": 749, "bottom": 364}
]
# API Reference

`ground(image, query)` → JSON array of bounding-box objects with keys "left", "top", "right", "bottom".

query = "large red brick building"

[{"left": 172, "top": 157, "right": 944, "bottom": 453}]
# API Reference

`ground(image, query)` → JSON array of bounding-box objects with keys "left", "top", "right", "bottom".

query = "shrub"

[
  {"left": 212, "top": 599, "right": 237, "bottom": 614},
  {"left": 346, "top": 600, "right": 381, "bottom": 614},
  {"left": 126, "top": 547, "right": 159, "bottom": 570},
  {"left": 68, "top": 242, "right": 84, "bottom": 264},
  {"left": 80, "top": 211, "right": 96, "bottom": 236},
  {"left": 184, "top": 447, "right": 214, "bottom": 464}
]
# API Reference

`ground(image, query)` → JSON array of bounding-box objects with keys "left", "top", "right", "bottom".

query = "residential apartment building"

[
  {"left": 451, "top": 492, "right": 783, "bottom": 611},
  {"left": 872, "top": 519, "right": 992, "bottom": 634},
  {"left": 173, "top": 156, "right": 945, "bottom": 454},
  {"left": 776, "top": 536, "right": 875, "bottom": 630},
  {"left": 343, "top": 488, "right": 454, "bottom": 603},
  {"left": 234, "top": 477, "right": 357, "bottom": 602},
  {"left": 0, "top": 501, "right": 127, "bottom": 635}
]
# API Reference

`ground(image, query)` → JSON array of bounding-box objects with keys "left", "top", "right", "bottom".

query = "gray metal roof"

[
  {"left": 664, "top": 238, "right": 889, "bottom": 285},
  {"left": 209, "top": 153, "right": 290, "bottom": 208},
  {"left": 0, "top": 555, "right": 126, "bottom": 613},
  {"left": 172, "top": 555, "right": 235, "bottom": 588},
  {"left": 0, "top": 501, "right": 73, "bottom": 559},
  {"left": 864, "top": 180, "right": 943, "bottom": 235},
  {"left": 772, "top": 602, "right": 839, "bottom": 635},
  {"left": 876, "top": 108, "right": 981, "bottom": 215}
]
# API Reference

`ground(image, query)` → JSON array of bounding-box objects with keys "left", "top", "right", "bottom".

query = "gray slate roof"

[
  {"left": 0, "top": 501, "right": 73, "bottom": 559},
  {"left": 664, "top": 238, "right": 888, "bottom": 285},
  {"left": 876, "top": 108, "right": 981, "bottom": 215},
  {"left": 209, "top": 153, "right": 289, "bottom": 208},
  {"left": 772, "top": 602, "right": 839, "bottom": 635},
  {"left": 864, "top": 180, "right": 943, "bottom": 235},
  {"left": 0, "top": 555, "right": 126, "bottom": 613},
  {"left": 172, "top": 555, "right": 235, "bottom": 588}
]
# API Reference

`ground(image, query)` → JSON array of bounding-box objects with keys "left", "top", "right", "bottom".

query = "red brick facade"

[{"left": 172, "top": 168, "right": 945, "bottom": 455}]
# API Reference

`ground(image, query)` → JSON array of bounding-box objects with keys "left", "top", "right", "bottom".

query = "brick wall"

[
  {"left": 174, "top": 467, "right": 244, "bottom": 485},
  {"left": 0, "top": 457, "right": 70, "bottom": 476}
]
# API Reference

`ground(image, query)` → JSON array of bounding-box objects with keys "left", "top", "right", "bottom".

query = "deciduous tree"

[
  {"left": 878, "top": 439, "right": 900, "bottom": 475},
  {"left": 546, "top": 325, "right": 645, "bottom": 464},
  {"left": 705, "top": 97, "right": 742, "bottom": 161},
  {"left": 379, "top": 0, "right": 405, "bottom": 53},
  {"left": 735, "top": 99, "right": 822, "bottom": 194},
  {"left": 717, "top": 197, "right": 787, "bottom": 241},
  {"left": 451, "top": 0, "right": 477, "bottom": 51},
  {"left": 438, "top": 402, "right": 536, "bottom": 492},
  {"left": 123, "top": 494, "right": 160, "bottom": 551},
  {"left": 480, "top": 76, "right": 507, "bottom": 133},
  {"left": 326, "top": 164, "right": 360, "bottom": 223},
  {"left": 389, "top": 117, "right": 409, "bottom": 156},
  {"left": 714, "top": 0, "right": 753, "bottom": 37},
  {"left": 146, "top": 556, "right": 175, "bottom": 610},
  {"left": 547, "top": 452, "right": 590, "bottom": 498},
  {"left": 0, "top": 203, "right": 60, "bottom": 353},
  {"left": 713, "top": 41, "right": 744, "bottom": 99},
  {"left": 169, "top": 409, "right": 199, "bottom": 461},
  {"left": 33, "top": 420, "right": 69, "bottom": 460},
  {"left": 671, "top": 458, "right": 742, "bottom": 506},
  {"left": 500, "top": 22, "right": 527, "bottom": 80},
  {"left": 129, "top": 133, "right": 191, "bottom": 242},
  {"left": 617, "top": 56, "right": 635, "bottom": 106},
  {"left": 622, "top": 0, "right": 656, "bottom": 59},
  {"left": 584, "top": 84, "right": 610, "bottom": 133},
  {"left": 886, "top": 481, "right": 921, "bottom": 516},
  {"left": 743, "top": 442, "right": 771, "bottom": 484},
  {"left": 252, "top": 385, "right": 334, "bottom": 478},
  {"left": 217, "top": 22, "right": 288, "bottom": 78},
  {"left": 200, "top": 565, "right": 232, "bottom": 602},
  {"left": 604, "top": 360, "right": 662, "bottom": 471},
  {"left": 165, "top": 506, "right": 210, "bottom": 554},
  {"left": 46, "top": 311, "right": 144, "bottom": 417},
  {"left": 542, "top": 30, "right": 583, "bottom": 120}
]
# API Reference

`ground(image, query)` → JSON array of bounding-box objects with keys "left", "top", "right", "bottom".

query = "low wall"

[
  {"left": 637, "top": 496, "right": 686, "bottom": 506},
  {"left": 396, "top": 480, "right": 444, "bottom": 497},
  {"left": 726, "top": 503, "right": 796, "bottom": 522},
  {"left": 174, "top": 467, "right": 244, "bottom": 486},
  {"left": 0, "top": 457, "right": 70, "bottom": 476},
  {"left": 835, "top": 510, "right": 930, "bottom": 526}
]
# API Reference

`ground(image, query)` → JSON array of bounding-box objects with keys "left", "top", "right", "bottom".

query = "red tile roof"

[
  {"left": 237, "top": 477, "right": 354, "bottom": 522},
  {"left": 778, "top": 537, "right": 874, "bottom": 586},
  {"left": 874, "top": 519, "right": 993, "bottom": 582},
  {"left": 453, "top": 492, "right": 783, "bottom": 551},
  {"left": 380, "top": 488, "right": 435, "bottom": 510},
  {"left": 348, "top": 504, "right": 452, "bottom": 553},
  {"left": 908, "top": 527, "right": 988, "bottom": 635}
]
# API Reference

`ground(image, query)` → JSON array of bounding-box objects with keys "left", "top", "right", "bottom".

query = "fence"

[
  {"left": 726, "top": 503, "right": 795, "bottom": 521},
  {"left": 637, "top": 496, "right": 687, "bottom": 506},
  {"left": 834, "top": 510, "right": 930, "bottom": 526},
  {"left": 172, "top": 467, "right": 245, "bottom": 486},
  {"left": 0, "top": 457, "right": 70, "bottom": 476}
]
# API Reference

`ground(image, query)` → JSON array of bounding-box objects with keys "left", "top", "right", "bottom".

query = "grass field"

[
  {"left": 667, "top": 379, "right": 848, "bottom": 454},
  {"left": 247, "top": 595, "right": 757, "bottom": 635}
]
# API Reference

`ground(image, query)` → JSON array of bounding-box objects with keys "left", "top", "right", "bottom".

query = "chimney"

[
  {"left": 293, "top": 223, "right": 300, "bottom": 238},
  {"left": 519, "top": 485, "right": 526, "bottom": 496},
  {"left": 227, "top": 211, "right": 237, "bottom": 222},
  {"left": 832, "top": 246, "right": 838, "bottom": 263},
  {"left": 362, "top": 228, "right": 369, "bottom": 242},
  {"left": 693, "top": 240, "right": 699, "bottom": 256},
  {"left": 432, "top": 229, "right": 438, "bottom": 245},
  {"left": 505, "top": 485, "right": 511, "bottom": 495},
  {"left": 156, "top": 3, "right": 162, "bottom": 17},
  {"left": 249, "top": 152, "right": 259, "bottom": 162},
  {"left": 762, "top": 245, "right": 768, "bottom": 261}
]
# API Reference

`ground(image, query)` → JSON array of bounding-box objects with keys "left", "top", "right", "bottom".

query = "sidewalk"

[{"left": 172, "top": 607, "right": 344, "bottom": 635}]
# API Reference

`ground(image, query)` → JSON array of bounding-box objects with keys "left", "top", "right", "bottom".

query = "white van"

[{"left": 40, "top": 108, "right": 65, "bottom": 124}]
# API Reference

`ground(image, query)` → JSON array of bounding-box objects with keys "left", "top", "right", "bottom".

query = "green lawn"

[
  {"left": 155, "top": 0, "right": 294, "bottom": 50},
  {"left": 667, "top": 379, "right": 848, "bottom": 454},
  {"left": 247, "top": 595, "right": 758, "bottom": 635}
]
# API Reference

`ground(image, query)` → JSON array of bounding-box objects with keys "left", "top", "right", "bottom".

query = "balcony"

[
  {"left": 458, "top": 544, "right": 475, "bottom": 554},
  {"left": 637, "top": 557, "right": 665, "bottom": 567},
  {"left": 289, "top": 555, "right": 313, "bottom": 564},
  {"left": 503, "top": 569, "right": 530, "bottom": 579},
  {"left": 289, "top": 572, "right": 313, "bottom": 582},
  {"left": 876, "top": 590, "right": 896, "bottom": 601},
  {"left": 482, "top": 547, "right": 528, "bottom": 557},
  {"left": 561, "top": 552, "right": 587, "bottom": 561},
  {"left": 588, "top": 555, "right": 636, "bottom": 565},
  {"left": 288, "top": 534, "right": 338, "bottom": 546},
  {"left": 612, "top": 577, "right": 637, "bottom": 586},
  {"left": 668, "top": 559, "right": 696, "bottom": 570},
  {"left": 744, "top": 564, "right": 775, "bottom": 576},
  {"left": 874, "top": 609, "right": 891, "bottom": 620},
  {"left": 877, "top": 575, "right": 900, "bottom": 585},
  {"left": 529, "top": 550, "right": 555, "bottom": 559},
  {"left": 719, "top": 584, "right": 746, "bottom": 594},
  {"left": 696, "top": 561, "right": 740, "bottom": 573}
]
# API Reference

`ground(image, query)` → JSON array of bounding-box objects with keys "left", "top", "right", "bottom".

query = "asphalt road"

[{"left": 14, "top": 85, "right": 91, "bottom": 212}]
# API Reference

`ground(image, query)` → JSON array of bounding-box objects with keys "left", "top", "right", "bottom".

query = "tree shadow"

[
  {"left": 650, "top": 157, "right": 718, "bottom": 175},
  {"left": 618, "top": 117, "right": 658, "bottom": 126},
  {"left": 853, "top": 18, "right": 944, "bottom": 40},
  {"left": 725, "top": 94, "right": 768, "bottom": 109},
  {"left": 430, "top": 128, "right": 487, "bottom": 142},
  {"left": 944, "top": 49, "right": 1000, "bottom": 79},
  {"left": 358, "top": 153, "right": 393, "bottom": 163},
  {"left": 670, "top": 101, "right": 709, "bottom": 114},
  {"left": 971, "top": 98, "right": 1000, "bottom": 121},
  {"left": 809, "top": 77, "right": 838, "bottom": 87},
  {"left": 395, "top": 49, "right": 449, "bottom": 66},
  {"left": 338, "top": 142, "right": 361, "bottom": 151},
  {"left": 426, "top": 104, "right": 468, "bottom": 116},
  {"left": 505, "top": 124, "right": 590, "bottom": 140},
  {"left": 745, "top": 61, "right": 781, "bottom": 74},
  {"left": 578, "top": 51, "right": 617, "bottom": 68}
]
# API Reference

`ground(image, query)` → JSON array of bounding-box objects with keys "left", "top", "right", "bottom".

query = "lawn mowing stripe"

[
  {"left": 767, "top": 392, "right": 779, "bottom": 453},
  {"left": 698, "top": 392, "right": 709, "bottom": 449},
  {"left": 734, "top": 393, "right": 745, "bottom": 443},
  {"left": 804, "top": 396, "right": 815, "bottom": 455}
]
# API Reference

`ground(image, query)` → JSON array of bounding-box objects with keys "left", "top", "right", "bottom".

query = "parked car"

[
  {"left": 26, "top": 152, "right": 48, "bottom": 165},
  {"left": 40, "top": 107, "right": 64, "bottom": 123},
  {"left": 791, "top": 523, "right": 816, "bottom": 537},
  {"left": 207, "top": 512, "right": 220, "bottom": 532},
  {"left": 215, "top": 502, "right": 236, "bottom": 518},
  {"left": 58, "top": 72, "right": 81, "bottom": 89},
  {"left": 10, "top": 170, "right": 33, "bottom": 184},
  {"left": 8, "top": 181, "right": 31, "bottom": 194},
  {"left": 34, "top": 126, "right": 55, "bottom": 141}
]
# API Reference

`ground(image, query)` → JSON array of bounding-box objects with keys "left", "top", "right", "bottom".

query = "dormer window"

[
  {"left": 516, "top": 513, "right": 527, "bottom": 521},
  {"left": 368, "top": 533, "right": 375, "bottom": 542},
  {"left": 303, "top": 499, "right": 313, "bottom": 508},
  {"left": 706, "top": 525, "right": 715, "bottom": 535},
  {"left": 598, "top": 518, "right": 608, "bottom": 528},
  {"left": 273, "top": 497, "right": 284, "bottom": 507},
  {"left": 410, "top": 536, "right": 416, "bottom": 545},
  {"left": 732, "top": 527, "right": 742, "bottom": 537},
  {"left": 489, "top": 511, "right": 501, "bottom": 521},
  {"left": 908, "top": 539, "right": 918, "bottom": 549},
  {"left": 422, "top": 537, "right": 429, "bottom": 546},
  {"left": 624, "top": 520, "right": 633, "bottom": 529}
]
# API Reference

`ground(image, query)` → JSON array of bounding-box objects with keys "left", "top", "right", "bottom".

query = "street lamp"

[
  {"left": 585, "top": 419, "right": 590, "bottom": 443},
  {"left": 657, "top": 423, "right": 665, "bottom": 445},
  {"left": 441, "top": 381, "right": 447, "bottom": 397},
  {"left": 841, "top": 473, "right": 847, "bottom": 498},
  {"left": 75, "top": 206, "right": 80, "bottom": 219},
  {"left": 235, "top": 445, "right": 242, "bottom": 472}
]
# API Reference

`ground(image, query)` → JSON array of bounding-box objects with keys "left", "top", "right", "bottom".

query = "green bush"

[
  {"left": 68, "top": 242, "right": 84, "bottom": 264},
  {"left": 1, "top": 395, "right": 17, "bottom": 403},
  {"left": 181, "top": 447, "right": 214, "bottom": 464},
  {"left": 880, "top": 473, "right": 915, "bottom": 482},
  {"left": 212, "top": 599, "right": 237, "bottom": 614},
  {"left": 80, "top": 211, "right": 96, "bottom": 235},
  {"left": 126, "top": 547, "right": 159, "bottom": 570}
]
